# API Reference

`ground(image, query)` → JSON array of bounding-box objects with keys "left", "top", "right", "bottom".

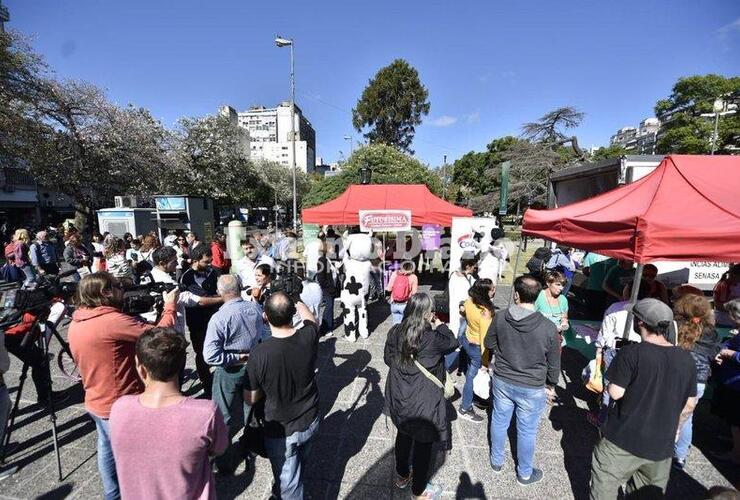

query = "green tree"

[
  {"left": 352, "top": 59, "right": 430, "bottom": 154},
  {"left": 655, "top": 74, "right": 740, "bottom": 154},
  {"left": 590, "top": 144, "right": 628, "bottom": 161},
  {"left": 302, "top": 143, "right": 441, "bottom": 207}
]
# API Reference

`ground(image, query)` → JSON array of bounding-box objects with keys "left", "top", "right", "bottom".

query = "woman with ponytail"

[
  {"left": 384, "top": 293, "right": 458, "bottom": 499},
  {"left": 671, "top": 294, "right": 721, "bottom": 469}
]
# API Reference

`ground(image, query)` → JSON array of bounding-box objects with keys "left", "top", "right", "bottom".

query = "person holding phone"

[{"left": 384, "top": 293, "right": 459, "bottom": 499}]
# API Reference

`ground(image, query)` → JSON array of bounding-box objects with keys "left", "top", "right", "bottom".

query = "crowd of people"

[{"left": 0, "top": 223, "right": 739, "bottom": 499}]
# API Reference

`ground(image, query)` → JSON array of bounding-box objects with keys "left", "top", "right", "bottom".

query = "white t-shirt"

[
  {"left": 596, "top": 301, "right": 642, "bottom": 348},
  {"left": 125, "top": 248, "right": 141, "bottom": 264},
  {"left": 448, "top": 271, "right": 475, "bottom": 334},
  {"left": 150, "top": 267, "right": 200, "bottom": 334},
  {"left": 300, "top": 280, "right": 324, "bottom": 328},
  {"left": 303, "top": 240, "right": 322, "bottom": 277},
  {"left": 235, "top": 256, "right": 275, "bottom": 294}
]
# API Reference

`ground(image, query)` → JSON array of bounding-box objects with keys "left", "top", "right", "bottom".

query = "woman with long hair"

[
  {"left": 672, "top": 294, "right": 721, "bottom": 469},
  {"left": 62, "top": 232, "right": 92, "bottom": 282},
  {"left": 384, "top": 293, "right": 458, "bottom": 499},
  {"left": 11, "top": 229, "right": 35, "bottom": 284},
  {"left": 458, "top": 279, "right": 495, "bottom": 423}
]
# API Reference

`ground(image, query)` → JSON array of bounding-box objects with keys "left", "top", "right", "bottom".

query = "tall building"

[
  {"left": 218, "top": 105, "right": 251, "bottom": 157},
  {"left": 0, "top": 0, "right": 9, "bottom": 33},
  {"left": 237, "top": 102, "right": 316, "bottom": 174},
  {"left": 609, "top": 117, "right": 660, "bottom": 154}
]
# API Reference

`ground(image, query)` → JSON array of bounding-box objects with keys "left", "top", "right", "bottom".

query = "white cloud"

[
  {"left": 465, "top": 111, "right": 481, "bottom": 124},
  {"left": 430, "top": 115, "right": 458, "bottom": 127},
  {"left": 717, "top": 17, "right": 740, "bottom": 46}
]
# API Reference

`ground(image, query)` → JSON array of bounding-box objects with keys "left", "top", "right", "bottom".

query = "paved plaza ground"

[{"left": 0, "top": 282, "right": 737, "bottom": 499}]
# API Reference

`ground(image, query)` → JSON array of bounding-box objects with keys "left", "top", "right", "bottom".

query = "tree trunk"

[{"left": 73, "top": 202, "right": 93, "bottom": 235}]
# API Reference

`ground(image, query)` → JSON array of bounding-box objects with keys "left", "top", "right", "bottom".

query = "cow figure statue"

[{"left": 340, "top": 230, "right": 374, "bottom": 342}]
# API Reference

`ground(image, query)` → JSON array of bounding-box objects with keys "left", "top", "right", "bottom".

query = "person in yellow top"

[{"left": 459, "top": 278, "right": 496, "bottom": 423}]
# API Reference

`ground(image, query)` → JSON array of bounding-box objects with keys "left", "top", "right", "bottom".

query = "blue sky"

[{"left": 6, "top": 0, "right": 740, "bottom": 168}]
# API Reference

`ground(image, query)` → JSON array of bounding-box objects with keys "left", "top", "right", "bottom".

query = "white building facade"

[
  {"left": 610, "top": 117, "right": 661, "bottom": 154},
  {"left": 237, "top": 102, "right": 316, "bottom": 173}
]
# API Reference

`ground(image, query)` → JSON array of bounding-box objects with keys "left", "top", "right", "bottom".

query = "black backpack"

[{"left": 525, "top": 247, "right": 553, "bottom": 280}]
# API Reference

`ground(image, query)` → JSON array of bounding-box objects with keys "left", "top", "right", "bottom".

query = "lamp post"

[
  {"left": 275, "top": 36, "right": 297, "bottom": 231},
  {"left": 360, "top": 163, "right": 372, "bottom": 185},
  {"left": 344, "top": 135, "right": 354, "bottom": 157},
  {"left": 443, "top": 154, "right": 447, "bottom": 199},
  {"left": 700, "top": 98, "right": 737, "bottom": 155}
]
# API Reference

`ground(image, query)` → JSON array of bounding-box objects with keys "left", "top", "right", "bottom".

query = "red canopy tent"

[
  {"left": 523, "top": 155, "right": 740, "bottom": 264},
  {"left": 302, "top": 184, "right": 472, "bottom": 227}
]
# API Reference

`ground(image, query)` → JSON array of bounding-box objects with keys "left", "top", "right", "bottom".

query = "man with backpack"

[
  {"left": 386, "top": 261, "right": 419, "bottom": 324},
  {"left": 525, "top": 246, "right": 553, "bottom": 283}
]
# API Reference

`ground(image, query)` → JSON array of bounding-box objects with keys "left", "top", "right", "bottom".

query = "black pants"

[
  {"left": 188, "top": 326, "right": 212, "bottom": 398},
  {"left": 4, "top": 333, "right": 52, "bottom": 400},
  {"left": 395, "top": 431, "right": 433, "bottom": 496}
]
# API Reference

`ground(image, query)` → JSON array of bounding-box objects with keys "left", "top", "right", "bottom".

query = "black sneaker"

[
  {"left": 517, "top": 468, "right": 543, "bottom": 486},
  {"left": 490, "top": 463, "right": 503, "bottom": 474},
  {"left": 458, "top": 406, "right": 484, "bottom": 423},
  {"left": 671, "top": 458, "right": 686, "bottom": 470}
]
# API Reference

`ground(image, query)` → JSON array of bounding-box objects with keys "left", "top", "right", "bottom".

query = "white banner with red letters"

[{"left": 359, "top": 210, "right": 412, "bottom": 232}]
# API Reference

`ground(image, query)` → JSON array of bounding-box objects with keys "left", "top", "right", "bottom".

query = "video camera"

[
  {"left": 121, "top": 277, "right": 184, "bottom": 316},
  {"left": 0, "top": 271, "right": 78, "bottom": 330},
  {"left": 271, "top": 259, "right": 303, "bottom": 303}
]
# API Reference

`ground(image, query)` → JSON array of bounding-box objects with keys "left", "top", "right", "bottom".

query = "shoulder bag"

[{"left": 414, "top": 358, "right": 455, "bottom": 399}]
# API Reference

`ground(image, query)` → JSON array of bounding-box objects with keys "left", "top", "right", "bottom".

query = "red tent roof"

[
  {"left": 523, "top": 155, "right": 740, "bottom": 263},
  {"left": 302, "top": 184, "right": 472, "bottom": 227}
]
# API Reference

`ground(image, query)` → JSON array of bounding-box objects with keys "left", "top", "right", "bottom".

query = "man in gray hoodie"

[{"left": 484, "top": 274, "right": 561, "bottom": 486}]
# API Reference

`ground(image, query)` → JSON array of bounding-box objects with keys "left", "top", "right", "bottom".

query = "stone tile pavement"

[{"left": 0, "top": 283, "right": 737, "bottom": 499}]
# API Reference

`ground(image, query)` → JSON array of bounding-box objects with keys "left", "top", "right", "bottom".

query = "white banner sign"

[
  {"left": 688, "top": 261, "right": 729, "bottom": 285},
  {"left": 359, "top": 210, "right": 411, "bottom": 232}
]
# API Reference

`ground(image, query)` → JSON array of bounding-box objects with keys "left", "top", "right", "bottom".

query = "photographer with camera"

[
  {"left": 68, "top": 272, "right": 178, "bottom": 500},
  {"left": 150, "top": 246, "right": 222, "bottom": 336},
  {"left": 204, "top": 274, "right": 263, "bottom": 475},
  {"left": 180, "top": 246, "right": 221, "bottom": 399}
]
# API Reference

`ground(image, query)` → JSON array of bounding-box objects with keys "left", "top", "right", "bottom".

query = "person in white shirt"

[
  {"left": 446, "top": 254, "right": 479, "bottom": 372},
  {"left": 235, "top": 240, "right": 275, "bottom": 296},
  {"left": 587, "top": 280, "right": 650, "bottom": 427},
  {"left": 303, "top": 238, "right": 322, "bottom": 280},
  {"left": 150, "top": 246, "right": 222, "bottom": 335}
]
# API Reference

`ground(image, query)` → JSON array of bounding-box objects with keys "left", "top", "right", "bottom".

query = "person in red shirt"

[
  {"left": 210, "top": 232, "right": 230, "bottom": 273},
  {"left": 68, "top": 272, "right": 178, "bottom": 500}
]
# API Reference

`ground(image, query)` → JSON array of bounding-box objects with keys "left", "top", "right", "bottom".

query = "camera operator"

[
  {"left": 179, "top": 245, "right": 220, "bottom": 399},
  {"left": 150, "top": 246, "right": 222, "bottom": 336},
  {"left": 68, "top": 272, "right": 178, "bottom": 500}
]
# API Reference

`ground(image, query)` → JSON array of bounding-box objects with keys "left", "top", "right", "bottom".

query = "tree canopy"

[
  {"left": 352, "top": 59, "right": 430, "bottom": 154},
  {"left": 655, "top": 74, "right": 740, "bottom": 154},
  {"left": 302, "top": 143, "right": 441, "bottom": 207}
]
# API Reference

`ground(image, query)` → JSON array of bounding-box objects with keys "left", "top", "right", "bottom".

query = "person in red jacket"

[
  {"left": 210, "top": 232, "right": 230, "bottom": 273},
  {"left": 68, "top": 272, "right": 178, "bottom": 500}
]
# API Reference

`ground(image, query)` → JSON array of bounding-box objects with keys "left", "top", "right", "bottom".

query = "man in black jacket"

[{"left": 484, "top": 275, "right": 561, "bottom": 486}]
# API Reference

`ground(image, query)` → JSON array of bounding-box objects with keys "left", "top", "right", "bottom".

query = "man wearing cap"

[{"left": 590, "top": 298, "right": 698, "bottom": 499}]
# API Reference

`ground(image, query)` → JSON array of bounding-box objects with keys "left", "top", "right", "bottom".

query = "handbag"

[
  {"left": 584, "top": 351, "right": 604, "bottom": 394},
  {"left": 239, "top": 401, "right": 268, "bottom": 458},
  {"left": 414, "top": 359, "right": 455, "bottom": 400}
]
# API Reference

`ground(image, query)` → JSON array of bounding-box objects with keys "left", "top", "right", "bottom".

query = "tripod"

[{"left": 1, "top": 321, "right": 63, "bottom": 481}]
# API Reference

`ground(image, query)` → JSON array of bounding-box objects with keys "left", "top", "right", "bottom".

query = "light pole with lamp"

[
  {"left": 344, "top": 135, "right": 354, "bottom": 157},
  {"left": 700, "top": 98, "right": 737, "bottom": 155},
  {"left": 275, "top": 36, "right": 298, "bottom": 231}
]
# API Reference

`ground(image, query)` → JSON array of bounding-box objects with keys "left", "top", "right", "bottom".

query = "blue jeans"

[
  {"left": 89, "top": 413, "right": 120, "bottom": 500},
  {"left": 265, "top": 416, "right": 320, "bottom": 500},
  {"left": 674, "top": 383, "right": 706, "bottom": 462},
  {"left": 598, "top": 347, "right": 618, "bottom": 425},
  {"left": 320, "top": 291, "right": 335, "bottom": 335},
  {"left": 212, "top": 364, "right": 252, "bottom": 472},
  {"left": 460, "top": 334, "right": 482, "bottom": 411},
  {"left": 20, "top": 264, "right": 36, "bottom": 285},
  {"left": 445, "top": 318, "right": 468, "bottom": 372},
  {"left": 490, "top": 377, "right": 547, "bottom": 479},
  {"left": 390, "top": 302, "right": 407, "bottom": 324}
]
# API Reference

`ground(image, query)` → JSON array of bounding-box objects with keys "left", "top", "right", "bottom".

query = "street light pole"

[
  {"left": 443, "top": 154, "right": 447, "bottom": 199},
  {"left": 344, "top": 135, "right": 353, "bottom": 157},
  {"left": 276, "top": 36, "right": 298, "bottom": 232}
]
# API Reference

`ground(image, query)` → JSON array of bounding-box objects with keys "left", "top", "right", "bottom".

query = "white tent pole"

[{"left": 508, "top": 237, "right": 524, "bottom": 306}]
